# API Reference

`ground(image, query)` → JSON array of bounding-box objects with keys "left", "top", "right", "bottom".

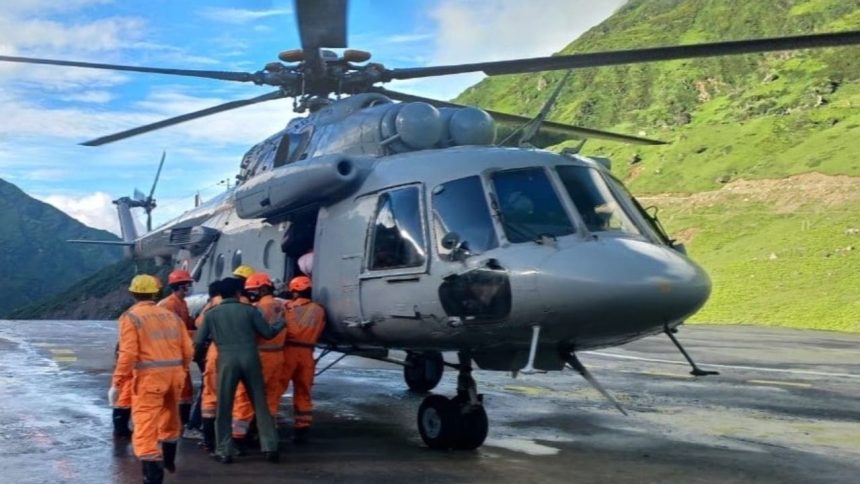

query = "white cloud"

[
  {"left": 38, "top": 191, "right": 121, "bottom": 235},
  {"left": 381, "top": 0, "right": 625, "bottom": 101},
  {"left": 1, "top": 0, "right": 111, "bottom": 15},
  {"left": 428, "top": 0, "right": 627, "bottom": 65},
  {"left": 58, "top": 90, "right": 114, "bottom": 103},
  {"left": 200, "top": 7, "right": 293, "bottom": 25}
]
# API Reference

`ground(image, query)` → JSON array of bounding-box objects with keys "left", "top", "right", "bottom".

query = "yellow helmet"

[
  {"left": 129, "top": 274, "right": 161, "bottom": 294},
  {"left": 232, "top": 265, "right": 255, "bottom": 279}
]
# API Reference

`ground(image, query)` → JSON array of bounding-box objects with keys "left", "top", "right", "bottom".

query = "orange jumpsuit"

[
  {"left": 232, "top": 295, "right": 287, "bottom": 438},
  {"left": 112, "top": 301, "right": 193, "bottom": 461},
  {"left": 282, "top": 298, "right": 325, "bottom": 430},
  {"left": 195, "top": 297, "right": 222, "bottom": 419},
  {"left": 159, "top": 293, "right": 195, "bottom": 405},
  {"left": 114, "top": 343, "right": 133, "bottom": 410}
]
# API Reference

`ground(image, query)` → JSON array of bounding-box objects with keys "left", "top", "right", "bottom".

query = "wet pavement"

[{"left": 0, "top": 320, "right": 858, "bottom": 484}]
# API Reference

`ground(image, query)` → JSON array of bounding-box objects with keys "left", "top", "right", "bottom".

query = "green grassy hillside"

[
  {"left": 0, "top": 178, "right": 123, "bottom": 316},
  {"left": 457, "top": 0, "right": 860, "bottom": 331}
]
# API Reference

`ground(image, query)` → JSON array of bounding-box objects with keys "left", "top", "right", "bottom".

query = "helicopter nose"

[{"left": 535, "top": 238, "right": 711, "bottom": 339}]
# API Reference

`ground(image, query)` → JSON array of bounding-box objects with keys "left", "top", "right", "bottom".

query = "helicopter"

[{"left": 4, "top": 0, "right": 859, "bottom": 451}]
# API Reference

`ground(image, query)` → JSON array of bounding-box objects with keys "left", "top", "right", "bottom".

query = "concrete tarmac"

[{"left": 0, "top": 320, "right": 857, "bottom": 483}]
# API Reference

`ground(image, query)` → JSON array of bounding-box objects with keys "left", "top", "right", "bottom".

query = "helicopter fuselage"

[{"left": 148, "top": 142, "right": 709, "bottom": 373}]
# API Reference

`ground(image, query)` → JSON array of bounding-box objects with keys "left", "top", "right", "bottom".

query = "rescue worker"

[
  {"left": 232, "top": 265, "right": 255, "bottom": 304},
  {"left": 158, "top": 269, "right": 196, "bottom": 425},
  {"left": 194, "top": 277, "right": 285, "bottom": 464},
  {"left": 194, "top": 280, "right": 222, "bottom": 453},
  {"left": 231, "top": 273, "right": 287, "bottom": 445},
  {"left": 282, "top": 275, "right": 326, "bottom": 444},
  {"left": 113, "top": 276, "right": 164, "bottom": 438},
  {"left": 109, "top": 274, "right": 193, "bottom": 484}
]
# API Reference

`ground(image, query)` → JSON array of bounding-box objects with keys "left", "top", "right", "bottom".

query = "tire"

[
  {"left": 404, "top": 351, "right": 444, "bottom": 393},
  {"left": 453, "top": 404, "right": 488, "bottom": 450},
  {"left": 417, "top": 394, "right": 457, "bottom": 450}
]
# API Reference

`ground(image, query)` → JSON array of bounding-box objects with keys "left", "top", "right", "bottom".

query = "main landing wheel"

[
  {"left": 404, "top": 351, "right": 444, "bottom": 392},
  {"left": 417, "top": 394, "right": 488, "bottom": 450}
]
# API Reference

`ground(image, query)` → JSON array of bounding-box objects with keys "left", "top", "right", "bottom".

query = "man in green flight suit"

[{"left": 194, "top": 277, "right": 285, "bottom": 463}]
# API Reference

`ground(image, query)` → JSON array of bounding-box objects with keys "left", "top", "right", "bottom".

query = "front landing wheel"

[
  {"left": 417, "top": 395, "right": 457, "bottom": 449},
  {"left": 453, "top": 403, "right": 488, "bottom": 450}
]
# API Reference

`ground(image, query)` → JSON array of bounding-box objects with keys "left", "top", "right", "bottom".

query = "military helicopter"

[{"left": 4, "top": 0, "right": 859, "bottom": 451}]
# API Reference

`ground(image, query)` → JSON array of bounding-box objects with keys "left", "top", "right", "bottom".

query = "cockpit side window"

[
  {"left": 368, "top": 186, "right": 426, "bottom": 270},
  {"left": 556, "top": 165, "right": 640, "bottom": 235},
  {"left": 273, "top": 135, "right": 290, "bottom": 168},
  {"left": 432, "top": 176, "right": 498, "bottom": 259},
  {"left": 491, "top": 168, "right": 575, "bottom": 243}
]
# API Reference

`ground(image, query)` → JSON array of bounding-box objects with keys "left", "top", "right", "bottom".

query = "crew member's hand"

[{"left": 108, "top": 386, "right": 119, "bottom": 406}]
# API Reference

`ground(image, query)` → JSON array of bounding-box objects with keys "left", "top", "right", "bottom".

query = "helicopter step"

[
  {"left": 417, "top": 351, "right": 488, "bottom": 450},
  {"left": 403, "top": 351, "right": 445, "bottom": 393}
]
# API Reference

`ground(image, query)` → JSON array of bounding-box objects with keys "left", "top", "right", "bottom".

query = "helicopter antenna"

[{"left": 500, "top": 70, "right": 573, "bottom": 147}]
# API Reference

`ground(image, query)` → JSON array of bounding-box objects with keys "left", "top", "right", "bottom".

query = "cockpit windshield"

[
  {"left": 491, "top": 168, "right": 575, "bottom": 243},
  {"left": 556, "top": 165, "right": 640, "bottom": 236}
]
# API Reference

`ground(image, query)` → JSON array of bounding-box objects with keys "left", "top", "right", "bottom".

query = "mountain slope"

[
  {"left": 10, "top": 259, "right": 167, "bottom": 320},
  {"left": 456, "top": 0, "right": 860, "bottom": 332},
  {"left": 0, "top": 178, "right": 123, "bottom": 316},
  {"left": 457, "top": 0, "right": 860, "bottom": 193}
]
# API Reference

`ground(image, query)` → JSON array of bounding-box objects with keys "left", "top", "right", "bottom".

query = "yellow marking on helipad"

[
  {"left": 53, "top": 355, "right": 78, "bottom": 363},
  {"left": 638, "top": 370, "right": 693, "bottom": 379},
  {"left": 504, "top": 385, "right": 549, "bottom": 397},
  {"left": 747, "top": 379, "right": 811, "bottom": 388},
  {"left": 49, "top": 349, "right": 76, "bottom": 355}
]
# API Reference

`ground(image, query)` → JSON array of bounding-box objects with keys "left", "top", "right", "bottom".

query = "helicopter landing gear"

[
  {"left": 664, "top": 325, "right": 719, "bottom": 376},
  {"left": 418, "top": 352, "right": 489, "bottom": 450},
  {"left": 417, "top": 352, "right": 488, "bottom": 450},
  {"left": 404, "top": 351, "right": 444, "bottom": 392}
]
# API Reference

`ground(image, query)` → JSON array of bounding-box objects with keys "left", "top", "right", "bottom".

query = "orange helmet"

[
  {"left": 289, "top": 276, "right": 312, "bottom": 292},
  {"left": 245, "top": 273, "right": 274, "bottom": 290},
  {"left": 167, "top": 269, "right": 193, "bottom": 285}
]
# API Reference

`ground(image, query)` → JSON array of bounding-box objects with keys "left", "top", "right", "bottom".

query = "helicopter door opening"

[
  {"left": 359, "top": 185, "right": 429, "bottom": 325},
  {"left": 280, "top": 207, "right": 318, "bottom": 286}
]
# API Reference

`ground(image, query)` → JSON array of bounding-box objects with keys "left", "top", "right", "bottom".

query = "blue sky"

[{"left": 0, "top": 0, "right": 625, "bottom": 234}]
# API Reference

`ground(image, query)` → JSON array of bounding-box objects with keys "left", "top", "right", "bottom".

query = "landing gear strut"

[
  {"left": 665, "top": 326, "right": 719, "bottom": 376},
  {"left": 404, "top": 351, "right": 444, "bottom": 392},
  {"left": 417, "top": 352, "right": 488, "bottom": 450}
]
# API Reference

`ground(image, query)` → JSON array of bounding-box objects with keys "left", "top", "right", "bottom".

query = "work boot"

[
  {"left": 293, "top": 427, "right": 309, "bottom": 444},
  {"left": 213, "top": 454, "right": 233, "bottom": 464},
  {"left": 264, "top": 451, "right": 280, "bottom": 463},
  {"left": 142, "top": 461, "right": 164, "bottom": 484},
  {"left": 201, "top": 417, "right": 216, "bottom": 454},
  {"left": 162, "top": 442, "right": 177, "bottom": 473},
  {"left": 112, "top": 408, "right": 131, "bottom": 438},
  {"left": 179, "top": 403, "right": 191, "bottom": 426}
]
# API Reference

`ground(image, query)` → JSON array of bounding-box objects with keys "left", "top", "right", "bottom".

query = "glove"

[{"left": 108, "top": 386, "right": 119, "bottom": 406}]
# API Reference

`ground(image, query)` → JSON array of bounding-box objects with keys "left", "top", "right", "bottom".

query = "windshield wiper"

[{"left": 488, "top": 193, "right": 547, "bottom": 244}]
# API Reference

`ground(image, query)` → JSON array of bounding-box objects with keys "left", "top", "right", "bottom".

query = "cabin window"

[
  {"left": 556, "top": 166, "right": 640, "bottom": 235},
  {"left": 368, "top": 186, "right": 426, "bottom": 270},
  {"left": 491, "top": 168, "right": 574, "bottom": 243},
  {"left": 231, "top": 249, "right": 243, "bottom": 270},
  {"left": 214, "top": 253, "right": 225, "bottom": 277},
  {"left": 432, "top": 176, "right": 498, "bottom": 259}
]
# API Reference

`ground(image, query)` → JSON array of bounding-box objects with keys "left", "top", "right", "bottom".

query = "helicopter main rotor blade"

[
  {"left": 81, "top": 90, "right": 286, "bottom": 146},
  {"left": 0, "top": 55, "right": 259, "bottom": 83},
  {"left": 373, "top": 87, "right": 666, "bottom": 145},
  {"left": 387, "top": 30, "right": 860, "bottom": 80},
  {"left": 295, "top": 0, "right": 348, "bottom": 50}
]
